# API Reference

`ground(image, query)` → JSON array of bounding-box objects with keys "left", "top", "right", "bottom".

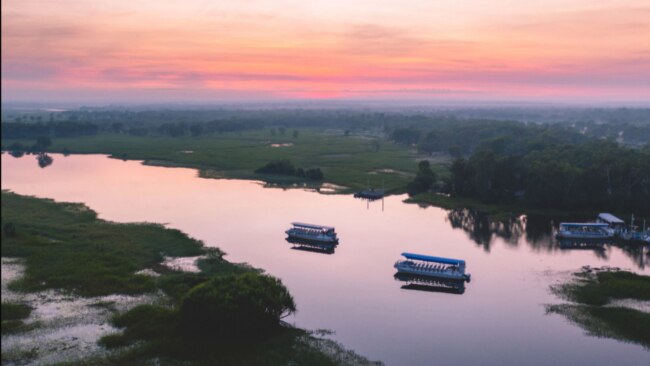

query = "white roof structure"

[{"left": 597, "top": 213, "right": 624, "bottom": 224}]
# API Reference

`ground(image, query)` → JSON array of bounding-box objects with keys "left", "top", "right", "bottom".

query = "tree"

[
  {"left": 189, "top": 124, "right": 203, "bottom": 136},
  {"left": 292, "top": 129, "right": 299, "bottom": 139},
  {"left": 407, "top": 160, "right": 437, "bottom": 195},
  {"left": 180, "top": 273, "right": 295, "bottom": 338}
]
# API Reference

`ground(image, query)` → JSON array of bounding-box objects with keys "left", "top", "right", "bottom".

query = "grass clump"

[
  {"left": 1, "top": 302, "right": 33, "bottom": 334},
  {"left": 549, "top": 268, "right": 650, "bottom": 349},
  {"left": 1, "top": 302, "right": 32, "bottom": 321},
  {"left": 555, "top": 270, "right": 650, "bottom": 306}
]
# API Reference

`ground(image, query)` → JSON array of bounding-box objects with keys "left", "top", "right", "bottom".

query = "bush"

[{"left": 180, "top": 273, "right": 295, "bottom": 339}]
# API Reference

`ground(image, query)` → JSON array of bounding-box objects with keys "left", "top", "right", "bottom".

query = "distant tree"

[
  {"left": 449, "top": 146, "right": 463, "bottom": 158},
  {"left": 292, "top": 130, "right": 299, "bottom": 139},
  {"left": 279, "top": 127, "right": 286, "bottom": 135},
  {"left": 407, "top": 160, "right": 437, "bottom": 195},
  {"left": 189, "top": 124, "right": 204, "bottom": 137},
  {"left": 305, "top": 168, "right": 324, "bottom": 180},
  {"left": 110, "top": 122, "right": 124, "bottom": 133}
]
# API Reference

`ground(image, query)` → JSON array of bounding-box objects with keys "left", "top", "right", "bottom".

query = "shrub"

[{"left": 180, "top": 273, "right": 295, "bottom": 339}]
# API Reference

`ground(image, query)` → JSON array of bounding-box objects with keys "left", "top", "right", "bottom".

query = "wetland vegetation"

[
  {"left": 548, "top": 268, "right": 650, "bottom": 349},
  {"left": 0, "top": 191, "right": 377, "bottom": 365}
]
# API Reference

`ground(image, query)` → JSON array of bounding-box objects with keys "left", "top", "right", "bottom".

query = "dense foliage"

[
  {"left": 406, "top": 161, "right": 437, "bottom": 195},
  {"left": 255, "top": 160, "right": 324, "bottom": 180},
  {"left": 181, "top": 273, "right": 296, "bottom": 338},
  {"left": 447, "top": 140, "right": 650, "bottom": 214}
]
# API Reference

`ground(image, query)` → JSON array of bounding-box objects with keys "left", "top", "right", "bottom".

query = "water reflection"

[
  {"left": 37, "top": 153, "right": 53, "bottom": 168},
  {"left": 5, "top": 151, "right": 55, "bottom": 168},
  {"left": 285, "top": 237, "right": 337, "bottom": 254},
  {"left": 446, "top": 208, "right": 525, "bottom": 251},
  {"left": 394, "top": 273, "right": 466, "bottom": 295},
  {"left": 446, "top": 208, "right": 648, "bottom": 269}
]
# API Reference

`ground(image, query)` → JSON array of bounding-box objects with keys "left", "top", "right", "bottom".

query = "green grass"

[
  {"left": 1, "top": 302, "right": 33, "bottom": 334},
  {"left": 2, "top": 129, "right": 428, "bottom": 192},
  {"left": 1, "top": 191, "right": 229, "bottom": 296},
  {"left": 549, "top": 269, "right": 650, "bottom": 349},
  {"left": 1, "top": 302, "right": 32, "bottom": 321},
  {"left": 1, "top": 302, "right": 34, "bottom": 334},
  {"left": 555, "top": 270, "right": 650, "bottom": 306}
]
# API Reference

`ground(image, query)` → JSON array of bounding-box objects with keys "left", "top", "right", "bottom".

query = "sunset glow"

[{"left": 3, "top": 0, "right": 650, "bottom": 103}]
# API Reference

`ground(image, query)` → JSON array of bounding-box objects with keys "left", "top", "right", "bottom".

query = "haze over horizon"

[{"left": 3, "top": 0, "right": 650, "bottom": 104}]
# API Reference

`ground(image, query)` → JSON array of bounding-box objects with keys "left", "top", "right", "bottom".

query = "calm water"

[{"left": 2, "top": 153, "right": 649, "bottom": 366}]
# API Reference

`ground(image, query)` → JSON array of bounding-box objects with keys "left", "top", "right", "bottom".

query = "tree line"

[{"left": 445, "top": 140, "right": 650, "bottom": 215}]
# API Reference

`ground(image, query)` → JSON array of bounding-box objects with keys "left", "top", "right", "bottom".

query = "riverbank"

[
  {"left": 548, "top": 267, "right": 650, "bottom": 349},
  {"left": 0, "top": 191, "right": 379, "bottom": 365}
]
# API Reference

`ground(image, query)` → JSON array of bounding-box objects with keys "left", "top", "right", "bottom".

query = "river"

[{"left": 2, "top": 153, "right": 648, "bottom": 366}]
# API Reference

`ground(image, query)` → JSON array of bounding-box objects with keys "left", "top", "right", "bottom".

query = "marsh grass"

[
  {"left": 1, "top": 191, "right": 212, "bottom": 296},
  {"left": 1, "top": 302, "right": 33, "bottom": 334},
  {"left": 4, "top": 129, "right": 424, "bottom": 191},
  {"left": 549, "top": 269, "right": 650, "bottom": 349},
  {"left": 554, "top": 271, "right": 650, "bottom": 306}
]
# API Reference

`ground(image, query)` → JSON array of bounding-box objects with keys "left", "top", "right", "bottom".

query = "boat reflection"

[
  {"left": 285, "top": 237, "right": 337, "bottom": 254},
  {"left": 394, "top": 273, "right": 466, "bottom": 295},
  {"left": 446, "top": 208, "right": 648, "bottom": 269}
]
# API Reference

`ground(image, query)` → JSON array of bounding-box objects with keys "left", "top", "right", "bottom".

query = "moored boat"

[
  {"left": 555, "top": 223, "right": 614, "bottom": 240},
  {"left": 285, "top": 222, "right": 338, "bottom": 244},
  {"left": 394, "top": 252, "right": 470, "bottom": 282}
]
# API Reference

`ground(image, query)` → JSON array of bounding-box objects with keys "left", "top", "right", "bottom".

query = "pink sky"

[{"left": 2, "top": 0, "right": 650, "bottom": 104}]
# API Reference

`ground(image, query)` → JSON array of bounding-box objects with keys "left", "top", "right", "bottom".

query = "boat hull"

[
  {"left": 394, "top": 263, "right": 470, "bottom": 282},
  {"left": 555, "top": 231, "right": 613, "bottom": 240},
  {"left": 285, "top": 230, "right": 338, "bottom": 244}
]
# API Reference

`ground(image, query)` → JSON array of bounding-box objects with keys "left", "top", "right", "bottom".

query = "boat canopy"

[
  {"left": 560, "top": 223, "right": 609, "bottom": 227},
  {"left": 597, "top": 213, "right": 624, "bottom": 224},
  {"left": 401, "top": 252, "right": 465, "bottom": 265},
  {"left": 291, "top": 222, "right": 335, "bottom": 230}
]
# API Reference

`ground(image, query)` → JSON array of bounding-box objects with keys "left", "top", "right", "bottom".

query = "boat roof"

[
  {"left": 560, "top": 222, "right": 609, "bottom": 227},
  {"left": 401, "top": 252, "right": 465, "bottom": 265},
  {"left": 598, "top": 213, "right": 624, "bottom": 224},
  {"left": 291, "top": 222, "right": 335, "bottom": 230}
]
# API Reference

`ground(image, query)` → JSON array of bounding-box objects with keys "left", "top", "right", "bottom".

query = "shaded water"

[{"left": 2, "top": 153, "right": 649, "bottom": 366}]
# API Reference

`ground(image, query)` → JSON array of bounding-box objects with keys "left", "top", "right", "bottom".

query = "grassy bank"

[
  {"left": 548, "top": 268, "right": 650, "bottom": 349},
  {"left": 1, "top": 302, "right": 32, "bottom": 333},
  {"left": 2, "top": 129, "right": 431, "bottom": 192},
  {"left": 0, "top": 191, "right": 378, "bottom": 365}
]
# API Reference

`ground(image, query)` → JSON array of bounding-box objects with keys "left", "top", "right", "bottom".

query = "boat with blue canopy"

[
  {"left": 394, "top": 252, "right": 471, "bottom": 282},
  {"left": 285, "top": 222, "right": 339, "bottom": 244},
  {"left": 555, "top": 222, "right": 614, "bottom": 240}
]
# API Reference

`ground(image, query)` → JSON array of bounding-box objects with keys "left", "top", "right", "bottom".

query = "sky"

[{"left": 2, "top": 0, "right": 650, "bottom": 104}]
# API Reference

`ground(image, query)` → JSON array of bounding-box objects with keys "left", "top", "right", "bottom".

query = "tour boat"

[
  {"left": 285, "top": 222, "right": 338, "bottom": 244},
  {"left": 555, "top": 223, "right": 614, "bottom": 240},
  {"left": 394, "top": 252, "right": 471, "bottom": 282}
]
